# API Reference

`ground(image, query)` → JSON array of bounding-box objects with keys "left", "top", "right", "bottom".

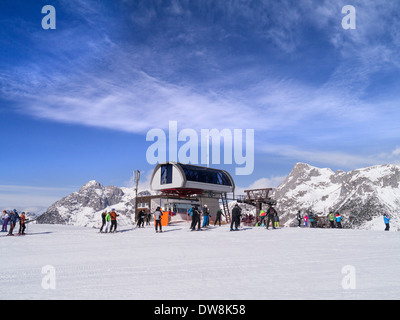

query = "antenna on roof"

[{"left": 206, "top": 132, "right": 210, "bottom": 168}]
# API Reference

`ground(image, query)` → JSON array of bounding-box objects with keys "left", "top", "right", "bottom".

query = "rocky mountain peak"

[
  {"left": 275, "top": 163, "right": 400, "bottom": 230},
  {"left": 80, "top": 180, "right": 103, "bottom": 191},
  {"left": 37, "top": 181, "right": 136, "bottom": 227}
]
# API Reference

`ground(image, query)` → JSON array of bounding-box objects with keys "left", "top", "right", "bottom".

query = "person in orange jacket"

[
  {"left": 18, "top": 212, "right": 27, "bottom": 235},
  {"left": 109, "top": 209, "right": 119, "bottom": 233}
]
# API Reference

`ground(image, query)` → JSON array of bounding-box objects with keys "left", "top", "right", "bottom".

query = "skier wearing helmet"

[
  {"left": 202, "top": 205, "right": 210, "bottom": 228},
  {"left": 2, "top": 210, "right": 9, "bottom": 232}
]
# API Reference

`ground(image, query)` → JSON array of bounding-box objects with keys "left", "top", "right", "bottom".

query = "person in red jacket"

[
  {"left": 109, "top": 209, "right": 119, "bottom": 233},
  {"left": 18, "top": 212, "right": 26, "bottom": 235}
]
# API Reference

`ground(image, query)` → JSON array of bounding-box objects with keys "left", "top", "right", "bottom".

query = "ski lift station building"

[{"left": 147, "top": 162, "right": 235, "bottom": 222}]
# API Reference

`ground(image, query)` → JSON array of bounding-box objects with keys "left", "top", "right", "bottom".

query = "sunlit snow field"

[{"left": 1, "top": 223, "right": 399, "bottom": 300}]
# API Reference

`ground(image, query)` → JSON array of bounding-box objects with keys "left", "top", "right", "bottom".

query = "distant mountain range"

[
  {"left": 36, "top": 163, "right": 400, "bottom": 231},
  {"left": 273, "top": 163, "right": 400, "bottom": 230},
  {"left": 36, "top": 180, "right": 148, "bottom": 228}
]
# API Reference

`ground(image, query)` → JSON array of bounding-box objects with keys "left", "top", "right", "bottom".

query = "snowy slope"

[{"left": 1, "top": 223, "right": 399, "bottom": 300}]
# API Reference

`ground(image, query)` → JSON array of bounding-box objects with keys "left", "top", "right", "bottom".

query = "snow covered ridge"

[
  {"left": 274, "top": 163, "right": 400, "bottom": 231},
  {"left": 37, "top": 163, "right": 400, "bottom": 231},
  {"left": 36, "top": 180, "right": 149, "bottom": 228}
]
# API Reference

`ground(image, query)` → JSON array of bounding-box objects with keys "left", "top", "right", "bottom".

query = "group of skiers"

[
  {"left": 257, "top": 205, "right": 280, "bottom": 229},
  {"left": 137, "top": 206, "right": 164, "bottom": 233},
  {"left": 99, "top": 209, "right": 119, "bottom": 233},
  {"left": 187, "top": 204, "right": 228, "bottom": 231},
  {"left": 1, "top": 209, "right": 28, "bottom": 236},
  {"left": 136, "top": 209, "right": 152, "bottom": 228},
  {"left": 188, "top": 205, "right": 208, "bottom": 231},
  {"left": 187, "top": 203, "right": 279, "bottom": 231},
  {"left": 99, "top": 207, "right": 165, "bottom": 233},
  {"left": 97, "top": 205, "right": 393, "bottom": 233},
  {"left": 295, "top": 210, "right": 343, "bottom": 228}
]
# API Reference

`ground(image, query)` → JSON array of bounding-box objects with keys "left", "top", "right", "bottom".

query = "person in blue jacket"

[
  {"left": 383, "top": 213, "right": 390, "bottom": 231},
  {"left": 8, "top": 209, "right": 19, "bottom": 236},
  {"left": 202, "top": 205, "right": 210, "bottom": 228},
  {"left": 335, "top": 212, "right": 343, "bottom": 228}
]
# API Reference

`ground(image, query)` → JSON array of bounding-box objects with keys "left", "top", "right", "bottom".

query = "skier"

[
  {"left": 308, "top": 212, "right": 316, "bottom": 228},
  {"left": 2, "top": 210, "right": 9, "bottom": 232},
  {"left": 383, "top": 213, "right": 390, "bottom": 231},
  {"left": 304, "top": 214, "right": 309, "bottom": 227},
  {"left": 18, "top": 212, "right": 26, "bottom": 235},
  {"left": 214, "top": 209, "right": 224, "bottom": 226},
  {"left": 202, "top": 205, "right": 210, "bottom": 228},
  {"left": 259, "top": 210, "right": 267, "bottom": 226},
  {"left": 266, "top": 205, "right": 277, "bottom": 229},
  {"left": 145, "top": 211, "right": 151, "bottom": 226},
  {"left": 104, "top": 212, "right": 111, "bottom": 233},
  {"left": 274, "top": 210, "right": 280, "bottom": 229},
  {"left": 230, "top": 204, "right": 242, "bottom": 231},
  {"left": 154, "top": 207, "right": 163, "bottom": 233},
  {"left": 189, "top": 206, "right": 195, "bottom": 229},
  {"left": 328, "top": 211, "right": 335, "bottom": 228},
  {"left": 191, "top": 206, "right": 201, "bottom": 231},
  {"left": 109, "top": 208, "right": 119, "bottom": 233},
  {"left": 335, "top": 212, "right": 343, "bottom": 228},
  {"left": 296, "top": 210, "right": 302, "bottom": 227},
  {"left": 8, "top": 210, "right": 19, "bottom": 236},
  {"left": 100, "top": 211, "right": 107, "bottom": 232},
  {"left": 137, "top": 209, "right": 145, "bottom": 228},
  {"left": 188, "top": 206, "right": 194, "bottom": 224}
]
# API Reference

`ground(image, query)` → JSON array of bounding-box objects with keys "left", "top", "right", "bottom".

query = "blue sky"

[{"left": 1, "top": 0, "right": 400, "bottom": 208}]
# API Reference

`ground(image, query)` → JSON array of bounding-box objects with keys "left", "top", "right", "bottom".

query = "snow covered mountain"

[
  {"left": 273, "top": 163, "right": 400, "bottom": 230},
  {"left": 37, "top": 163, "right": 400, "bottom": 231},
  {"left": 36, "top": 180, "right": 142, "bottom": 227}
]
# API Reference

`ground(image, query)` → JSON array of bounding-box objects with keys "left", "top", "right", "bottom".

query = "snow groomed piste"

[{"left": 1, "top": 222, "right": 399, "bottom": 300}]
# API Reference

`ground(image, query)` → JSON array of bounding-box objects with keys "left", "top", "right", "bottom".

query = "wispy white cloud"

[
  {"left": 1, "top": 54, "right": 382, "bottom": 138},
  {"left": 392, "top": 147, "right": 400, "bottom": 156},
  {"left": 1, "top": 0, "right": 400, "bottom": 173}
]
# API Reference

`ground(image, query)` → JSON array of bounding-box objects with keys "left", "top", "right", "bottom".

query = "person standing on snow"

[
  {"left": 327, "top": 211, "right": 335, "bottom": 228},
  {"left": 308, "top": 212, "right": 316, "bottom": 228},
  {"left": 230, "top": 204, "right": 242, "bottom": 231},
  {"left": 188, "top": 206, "right": 194, "bottom": 226},
  {"left": 296, "top": 210, "right": 302, "bottom": 227},
  {"left": 145, "top": 211, "right": 151, "bottom": 226},
  {"left": 274, "top": 210, "right": 280, "bottom": 229},
  {"left": 383, "top": 213, "right": 391, "bottom": 231},
  {"left": 202, "top": 205, "right": 210, "bottom": 228},
  {"left": 214, "top": 209, "right": 224, "bottom": 226},
  {"left": 8, "top": 210, "right": 19, "bottom": 236},
  {"left": 18, "top": 212, "right": 27, "bottom": 235},
  {"left": 266, "top": 205, "right": 277, "bottom": 230},
  {"left": 191, "top": 206, "right": 201, "bottom": 231},
  {"left": 104, "top": 212, "right": 111, "bottom": 233},
  {"left": 335, "top": 212, "right": 343, "bottom": 228},
  {"left": 2, "top": 210, "right": 9, "bottom": 232},
  {"left": 109, "top": 208, "right": 119, "bottom": 233},
  {"left": 259, "top": 210, "right": 267, "bottom": 226},
  {"left": 154, "top": 207, "right": 163, "bottom": 233},
  {"left": 137, "top": 209, "right": 145, "bottom": 228},
  {"left": 100, "top": 211, "right": 107, "bottom": 233},
  {"left": 304, "top": 214, "right": 309, "bottom": 227}
]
